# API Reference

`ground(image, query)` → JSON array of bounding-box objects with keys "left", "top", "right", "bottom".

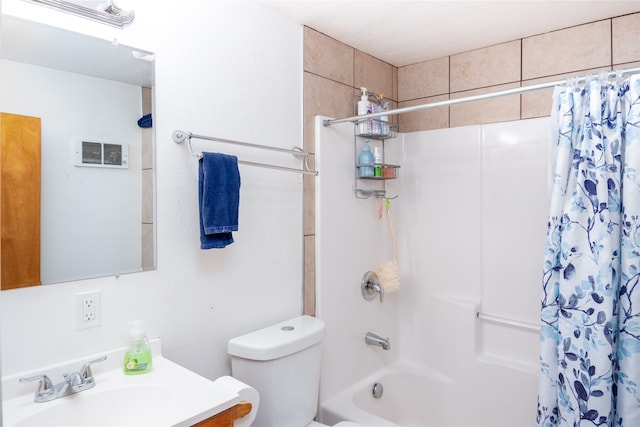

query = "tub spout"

[{"left": 365, "top": 332, "right": 390, "bottom": 350}]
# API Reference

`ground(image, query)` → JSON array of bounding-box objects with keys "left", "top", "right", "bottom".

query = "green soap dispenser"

[{"left": 123, "top": 320, "right": 152, "bottom": 375}]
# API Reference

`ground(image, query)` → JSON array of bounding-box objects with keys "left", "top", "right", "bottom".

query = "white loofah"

[{"left": 378, "top": 261, "right": 399, "bottom": 293}]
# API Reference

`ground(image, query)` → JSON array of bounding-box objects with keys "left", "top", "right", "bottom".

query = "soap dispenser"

[
  {"left": 123, "top": 320, "right": 152, "bottom": 375},
  {"left": 358, "top": 139, "right": 375, "bottom": 177},
  {"left": 357, "top": 87, "right": 372, "bottom": 135}
]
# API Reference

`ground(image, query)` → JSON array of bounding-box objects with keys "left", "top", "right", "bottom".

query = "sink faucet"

[
  {"left": 19, "top": 356, "right": 107, "bottom": 403},
  {"left": 365, "top": 332, "right": 390, "bottom": 351}
]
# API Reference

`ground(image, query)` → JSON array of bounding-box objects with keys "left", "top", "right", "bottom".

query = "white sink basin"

[
  {"left": 2, "top": 340, "right": 258, "bottom": 427},
  {"left": 13, "top": 385, "right": 172, "bottom": 426}
]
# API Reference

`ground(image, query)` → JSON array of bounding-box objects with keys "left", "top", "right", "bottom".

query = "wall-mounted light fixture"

[{"left": 21, "top": 0, "right": 135, "bottom": 28}]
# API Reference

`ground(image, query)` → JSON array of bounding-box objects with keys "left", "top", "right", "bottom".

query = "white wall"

[
  {"left": 1, "top": 0, "right": 304, "bottom": 384},
  {"left": 315, "top": 117, "right": 402, "bottom": 400},
  {"left": 316, "top": 117, "right": 549, "bottom": 419},
  {"left": 397, "top": 118, "right": 549, "bottom": 374},
  {"left": 0, "top": 60, "right": 142, "bottom": 284}
]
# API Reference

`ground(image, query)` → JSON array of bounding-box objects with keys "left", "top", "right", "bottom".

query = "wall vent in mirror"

[
  {"left": 21, "top": 0, "right": 135, "bottom": 28},
  {"left": 74, "top": 140, "right": 129, "bottom": 168}
]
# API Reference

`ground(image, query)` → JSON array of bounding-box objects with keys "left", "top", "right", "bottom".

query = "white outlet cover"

[{"left": 76, "top": 290, "right": 101, "bottom": 330}]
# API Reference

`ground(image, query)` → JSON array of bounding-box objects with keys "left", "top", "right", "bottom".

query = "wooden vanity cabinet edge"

[{"left": 192, "top": 401, "right": 252, "bottom": 427}]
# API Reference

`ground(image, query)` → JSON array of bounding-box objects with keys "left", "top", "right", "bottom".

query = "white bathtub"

[{"left": 319, "top": 360, "right": 537, "bottom": 427}]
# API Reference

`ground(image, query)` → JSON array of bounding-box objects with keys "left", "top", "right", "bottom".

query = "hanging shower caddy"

[{"left": 353, "top": 92, "right": 399, "bottom": 199}]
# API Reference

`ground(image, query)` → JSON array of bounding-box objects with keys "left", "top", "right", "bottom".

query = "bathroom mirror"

[{"left": 0, "top": 15, "right": 155, "bottom": 289}]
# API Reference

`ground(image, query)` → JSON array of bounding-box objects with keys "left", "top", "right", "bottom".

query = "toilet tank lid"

[{"left": 228, "top": 315, "right": 326, "bottom": 361}]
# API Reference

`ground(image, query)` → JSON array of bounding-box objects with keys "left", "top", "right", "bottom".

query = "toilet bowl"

[{"left": 227, "top": 315, "right": 366, "bottom": 427}]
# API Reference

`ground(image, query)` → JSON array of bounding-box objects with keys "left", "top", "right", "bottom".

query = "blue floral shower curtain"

[{"left": 537, "top": 75, "right": 640, "bottom": 427}]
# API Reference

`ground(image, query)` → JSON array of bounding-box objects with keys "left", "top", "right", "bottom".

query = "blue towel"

[
  {"left": 137, "top": 113, "right": 152, "bottom": 128},
  {"left": 199, "top": 152, "right": 241, "bottom": 249}
]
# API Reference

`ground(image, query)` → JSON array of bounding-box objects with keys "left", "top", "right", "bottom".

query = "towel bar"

[{"left": 172, "top": 130, "right": 318, "bottom": 176}]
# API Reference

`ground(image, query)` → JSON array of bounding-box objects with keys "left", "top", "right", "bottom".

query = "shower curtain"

[{"left": 537, "top": 75, "right": 640, "bottom": 427}]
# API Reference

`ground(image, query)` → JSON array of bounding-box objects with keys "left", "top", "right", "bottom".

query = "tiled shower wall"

[
  {"left": 302, "top": 26, "right": 398, "bottom": 314},
  {"left": 302, "top": 12, "right": 640, "bottom": 315}
]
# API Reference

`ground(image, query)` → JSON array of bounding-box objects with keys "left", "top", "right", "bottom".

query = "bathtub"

[{"left": 319, "top": 360, "right": 537, "bottom": 427}]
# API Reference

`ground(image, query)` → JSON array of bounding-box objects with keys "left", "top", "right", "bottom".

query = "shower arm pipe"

[
  {"left": 476, "top": 312, "right": 540, "bottom": 332},
  {"left": 323, "top": 67, "right": 640, "bottom": 127}
]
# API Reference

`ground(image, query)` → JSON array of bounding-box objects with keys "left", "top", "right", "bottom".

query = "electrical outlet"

[{"left": 76, "top": 291, "right": 101, "bottom": 330}]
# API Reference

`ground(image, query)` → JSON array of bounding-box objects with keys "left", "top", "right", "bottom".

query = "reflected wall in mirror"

[{"left": 0, "top": 15, "right": 155, "bottom": 289}]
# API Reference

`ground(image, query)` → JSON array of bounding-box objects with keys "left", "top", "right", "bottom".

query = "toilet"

[{"left": 227, "top": 315, "right": 365, "bottom": 427}]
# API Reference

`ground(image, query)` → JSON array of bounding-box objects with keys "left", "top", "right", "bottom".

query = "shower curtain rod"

[
  {"left": 323, "top": 66, "right": 640, "bottom": 127},
  {"left": 172, "top": 130, "right": 318, "bottom": 176}
]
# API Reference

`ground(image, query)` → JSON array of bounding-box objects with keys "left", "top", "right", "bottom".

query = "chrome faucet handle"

[
  {"left": 372, "top": 282, "right": 384, "bottom": 303},
  {"left": 19, "top": 374, "right": 55, "bottom": 400},
  {"left": 79, "top": 355, "right": 107, "bottom": 384},
  {"left": 361, "top": 271, "right": 384, "bottom": 303}
]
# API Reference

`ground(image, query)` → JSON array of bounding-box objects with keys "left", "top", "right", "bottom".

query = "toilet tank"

[{"left": 228, "top": 315, "right": 326, "bottom": 427}]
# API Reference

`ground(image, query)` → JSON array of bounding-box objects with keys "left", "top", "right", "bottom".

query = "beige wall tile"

[
  {"left": 303, "top": 72, "right": 354, "bottom": 154},
  {"left": 450, "top": 83, "right": 520, "bottom": 127},
  {"left": 303, "top": 235, "right": 316, "bottom": 316},
  {"left": 303, "top": 72, "right": 352, "bottom": 235},
  {"left": 450, "top": 41, "right": 521, "bottom": 92},
  {"left": 523, "top": 20, "right": 611, "bottom": 80},
  {"left": 141, "top": 223, "right": 154, "bottom": 271},
  {"left": 613, "top": 13, "right": 640, "bottom": 65},
  {"left": 398, "top": 57, "right": 449, "bottom": 101},
  {"left": 398, "top": 95, "right": 449, "bottom": 132},
  {"left": 142, "top": 87, "right": 152, "bottom": 116},
  {"left": 521, "top": 85, "right": 556, "bottom": 120},
  {"left": 521, "top": 67, "right": 610, "bottom": 119},
  {"left": 304, "top": 27, "right": 354, "bottom": 86},
  {"left": 303, "top": 155, "right": 316, "bottom": 236},
  {"left": 614, "top": 60, "right": 640, "bottom": 72},
  {"left": 387, "top": 100, "right": 399, "bottom": 127},
  {"left": 392, "top": 66, "right": 398, "bottom": 102},
  {"left": 142, "top": 169, "right": 154, "bottom": 224},
  {"left": 355, "top": 50, "right": 394, "bottom": 100},
  {"left": 141, "top": 128, "right": 153, "bottom": 170}
]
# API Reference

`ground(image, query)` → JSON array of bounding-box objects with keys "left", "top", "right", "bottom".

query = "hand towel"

[
  {"left": 199, "top": 152, "right": 241, "bottom": 249},
  {"left": 137, "top": 113, "right": 152, "bottom": 128}
]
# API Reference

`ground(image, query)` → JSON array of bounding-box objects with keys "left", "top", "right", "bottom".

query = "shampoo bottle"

[
  {"left": 373, "top": 146, "right": 383, "bottom": 177},
  {"left": 357, "top": 87, "right": 372, "bottom": 135},
  {"left": 123, "top": 321, "right": 152, "bottom": 375},
  {"left": 358, "top": 139, "right": 375, "bottom": 177}
]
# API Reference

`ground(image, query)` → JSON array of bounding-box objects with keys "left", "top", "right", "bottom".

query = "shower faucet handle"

[{"left": 361, "top": 271, "right": 384, "bottom": 303}]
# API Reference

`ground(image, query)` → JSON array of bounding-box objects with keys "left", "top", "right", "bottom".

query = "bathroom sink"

[
  {"left": 2, "top": 340, "right": 258, "bottom": 427},
  {"left": 13, "top": 385, "right": 172, "bottom": 426}
]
